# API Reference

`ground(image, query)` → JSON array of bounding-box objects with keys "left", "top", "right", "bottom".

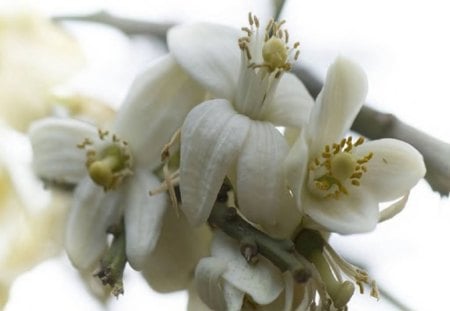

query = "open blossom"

[
  {"left": 284, "top": 57, "right": 426, "bottom": 234},
  {"left": 168, "top": 14, "right": 312, "bottom": 231},
  {"left": 29, "top": 56, "right": 205, "bottom": 271}
]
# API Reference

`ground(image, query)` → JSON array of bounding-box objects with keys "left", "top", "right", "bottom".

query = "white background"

[{"left": 2, "top": 0, "right": 450, "bottom": 310}]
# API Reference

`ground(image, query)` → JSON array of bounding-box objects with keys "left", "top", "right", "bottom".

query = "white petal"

[
  {"left": 307, "top": 57, "right": 368, "bottom": 155},
  {"left": 113, "top": 55, "right": 205, "bottom": 169},
  {"left": 379, "top": 192, "right": 409, "bottom": 223},
  {"left": 211, "top": 232, "right": 284, "bottom": 305},
  {"left": 142, "top": 203, "right": 212, "bottom": 292},
  {"left": 124, "top": 171, "right": 168, "bottom": 270},
  {"left": 223, "top": 282, "right": 245, "bottom": 311},
  {"left": 195, "top": 257, "right": 228, "bottom": 311},
  {"left": 304, "top": 190, "right": 379, "bottom": 234},
  {"left": 283, "top": 132, "right": 309, "bottom": 213},
  {"left": 236, "top": 122, "right": 289, "bottom": 227},
  {"left": 29, "top": 117, "right": 97, "bottom": 184},
  {"left": 168, "top": 23, "right": 240, "bottom": 100},
  {"left": 65, "top": 178, "right": 122, "bottom": 270},
  {"left": 180, "top": 99, "right": 250, "bottom": 225},
  {"left": 354, "top": 138, "right": 426, "bottom": 201},
  {"left": 262, "top": 72, "right": 314, "bottom": 129}
]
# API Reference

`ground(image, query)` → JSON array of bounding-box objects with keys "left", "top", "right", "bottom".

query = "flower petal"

[
  {"left": 168, "top": 23, "right": 240, "bottom": 100},
  {"left": 236, "top": 122, "right": 289, "bottom": 228},
  {"left": 354, "top": 138, "right": 426, "bottom": 201},
  {"left": 180, "top": 99, "right": 250, "bottom": 225},
  {"left": 29, "top": 117, "right": 97, "bottom": 184},
  {"left": 283, "top": 132, "right": 309, "bottom": 213},
  {"left": 306, "top": 57, "right": 368, "bottom": 155},
  {"left": 124, "top": 171, "right": 168, "bottom": 270},
  {"left": 303, "top": 190, "right": 379, "bottom": 234},
  {"left": 113, "top": 55, "right": 205, "bottom": 169},
  {"left": 65, "top": 178, "right": 122, "bottom": 270},
  {"left": 379, "top": 192, "right": 409, "bottom": 223},
  {"left": 211, "top": 232, "right": 284, "bottom": 305},
  {"left": 223, "top": 282, "right": 246, "bottom": 311},
  {"left": 262, "top": 72, "right": 314, "bottom": 129},
  {"left": 142, "top": 203, "right": 212, "bottom": 292},
  {"left": 195, "top": 257, "right": 228, "bottom": 311}
]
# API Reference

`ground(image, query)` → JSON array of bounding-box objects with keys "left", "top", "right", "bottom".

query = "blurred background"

[{"left": 1, "top": 0, "right": 449, "bottom": 310}]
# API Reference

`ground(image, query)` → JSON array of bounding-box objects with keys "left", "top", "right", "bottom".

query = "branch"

[
  {"left": 293, "top": 66, "right": 450, "bottom": 196},
  {"left": 209, "top": 201, "right": 310, "bottom": 283},
  {"left": 52, "top": 10, "right": 174, "bottom": 40}
]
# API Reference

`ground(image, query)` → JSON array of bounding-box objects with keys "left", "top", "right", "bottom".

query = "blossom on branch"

[
  {"left": 168, "top": 14, "right": 313, "bottom": 231},
  {"left": 29, "top": 55, "right": 205, "bottom": 273},
  {"left": 284, "top": 57, "right": 426, "bottom": 234}
]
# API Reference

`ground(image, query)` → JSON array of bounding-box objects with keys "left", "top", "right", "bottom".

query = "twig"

[
  {"left": 293, "top": 66, "right": 450, "bottom": 196},
  {"left": 52, "top": 10, "right": 174, "bottom": 40},
  {"left": 209, "top": 201, "right": 311, "bottom": 283}
]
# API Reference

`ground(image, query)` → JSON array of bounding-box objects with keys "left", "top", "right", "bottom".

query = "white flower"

[
  {"left": 168, "top": 14, "right": 313, "bottom": 230},
  {"left": 193, "top": 232, "right": 284, "bottom": 311},
  {"left": 284, "top": 57, "right": 426, "bottom": 234},
  {"left": 29, "top": 55, "right": 205, "bottom": 270}
]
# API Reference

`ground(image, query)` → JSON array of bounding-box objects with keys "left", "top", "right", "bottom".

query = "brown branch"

[{"left": 293, "top": 66, "right": 450, "bottom": 196}]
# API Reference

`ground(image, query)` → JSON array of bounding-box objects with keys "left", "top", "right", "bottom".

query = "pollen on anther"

[
  {"left": 254, "top": 15, "right": 260, "bottom": 28},
  {"left": 284, "top": 29, "right": 289, "bottom": 43},
  {"left": 248, "top": 12, "right": 254, "bottom": 26},
  {"left": 351, "top": 180, "right": 360, "bottom": 186}
]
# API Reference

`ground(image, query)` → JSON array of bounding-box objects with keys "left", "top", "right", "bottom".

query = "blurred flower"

[
  {"left": 0, "top": 12, "right": 84, "bottom": 131},
  {"left": 168, "top": 14, "right": 313, "bottom": 232},
  {"left": 50, "top": 92, "right": 116, "bottom": 128},
  {"left": 0, "top": 125, "right": 69, "bottom": 308},
  {"left": 284, "top": 57, "right": 426, "bottom": 234},
  {"left": 29, "top": 55, "right": 205, "bottom": 273}
]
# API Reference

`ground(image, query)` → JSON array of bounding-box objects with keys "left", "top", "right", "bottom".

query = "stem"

[
  {"left": 208, "top": 202, "right": 311, "bottom": 283},
  {"left": 94, "top": 220, "right": 127, "bottom": 297}
]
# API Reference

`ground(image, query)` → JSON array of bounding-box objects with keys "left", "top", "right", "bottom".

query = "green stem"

[
  {"left": 209, "top": 202, "right": 310, "bottom": 283},
  {"left": 94, "top": 221, "right": 127, "bottom": 297}
]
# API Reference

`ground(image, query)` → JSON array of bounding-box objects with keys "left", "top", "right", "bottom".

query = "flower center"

[
  {"left": 234, "top": 13, "right": 300, "bottom": 119},
  {"left": 262, "top": 37, "right": 288, "bottom": 70},
  {"left": 238, "top": 13, "right": 300, "bottom": 74},
  {"left": 308, "top": 137, "right": 373, "bottom": 199},
  {"left": 78, "top": 129, "right": 132, "bottom": 191}
]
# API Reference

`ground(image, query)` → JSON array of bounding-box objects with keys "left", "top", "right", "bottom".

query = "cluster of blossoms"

[{"left": 29, "top": 13, "right": 425, "bottom": 310}]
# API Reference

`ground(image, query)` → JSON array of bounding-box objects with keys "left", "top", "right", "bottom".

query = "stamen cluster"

[
  {"left": 308, "top": 136, "right": 373, "bottom": 199},
  {"left": 77, "top": 129, "right": 133, "bottom": 191},
  {"left": 238, "top": 13, "right": 300, "bottom": 77}
]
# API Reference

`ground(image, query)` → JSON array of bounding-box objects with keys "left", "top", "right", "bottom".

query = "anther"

[
  {"left": 248, "top": 12, "right": 254, "bottom": 26},
  {"left": 284, "top": 29, "right": 289, "bottom": 43},
  {"left": 254, "top": 16, "right": 259, "bottom": 28},
  {"left": 351, "top": 180, "right": 360, "bottom": 186}
]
